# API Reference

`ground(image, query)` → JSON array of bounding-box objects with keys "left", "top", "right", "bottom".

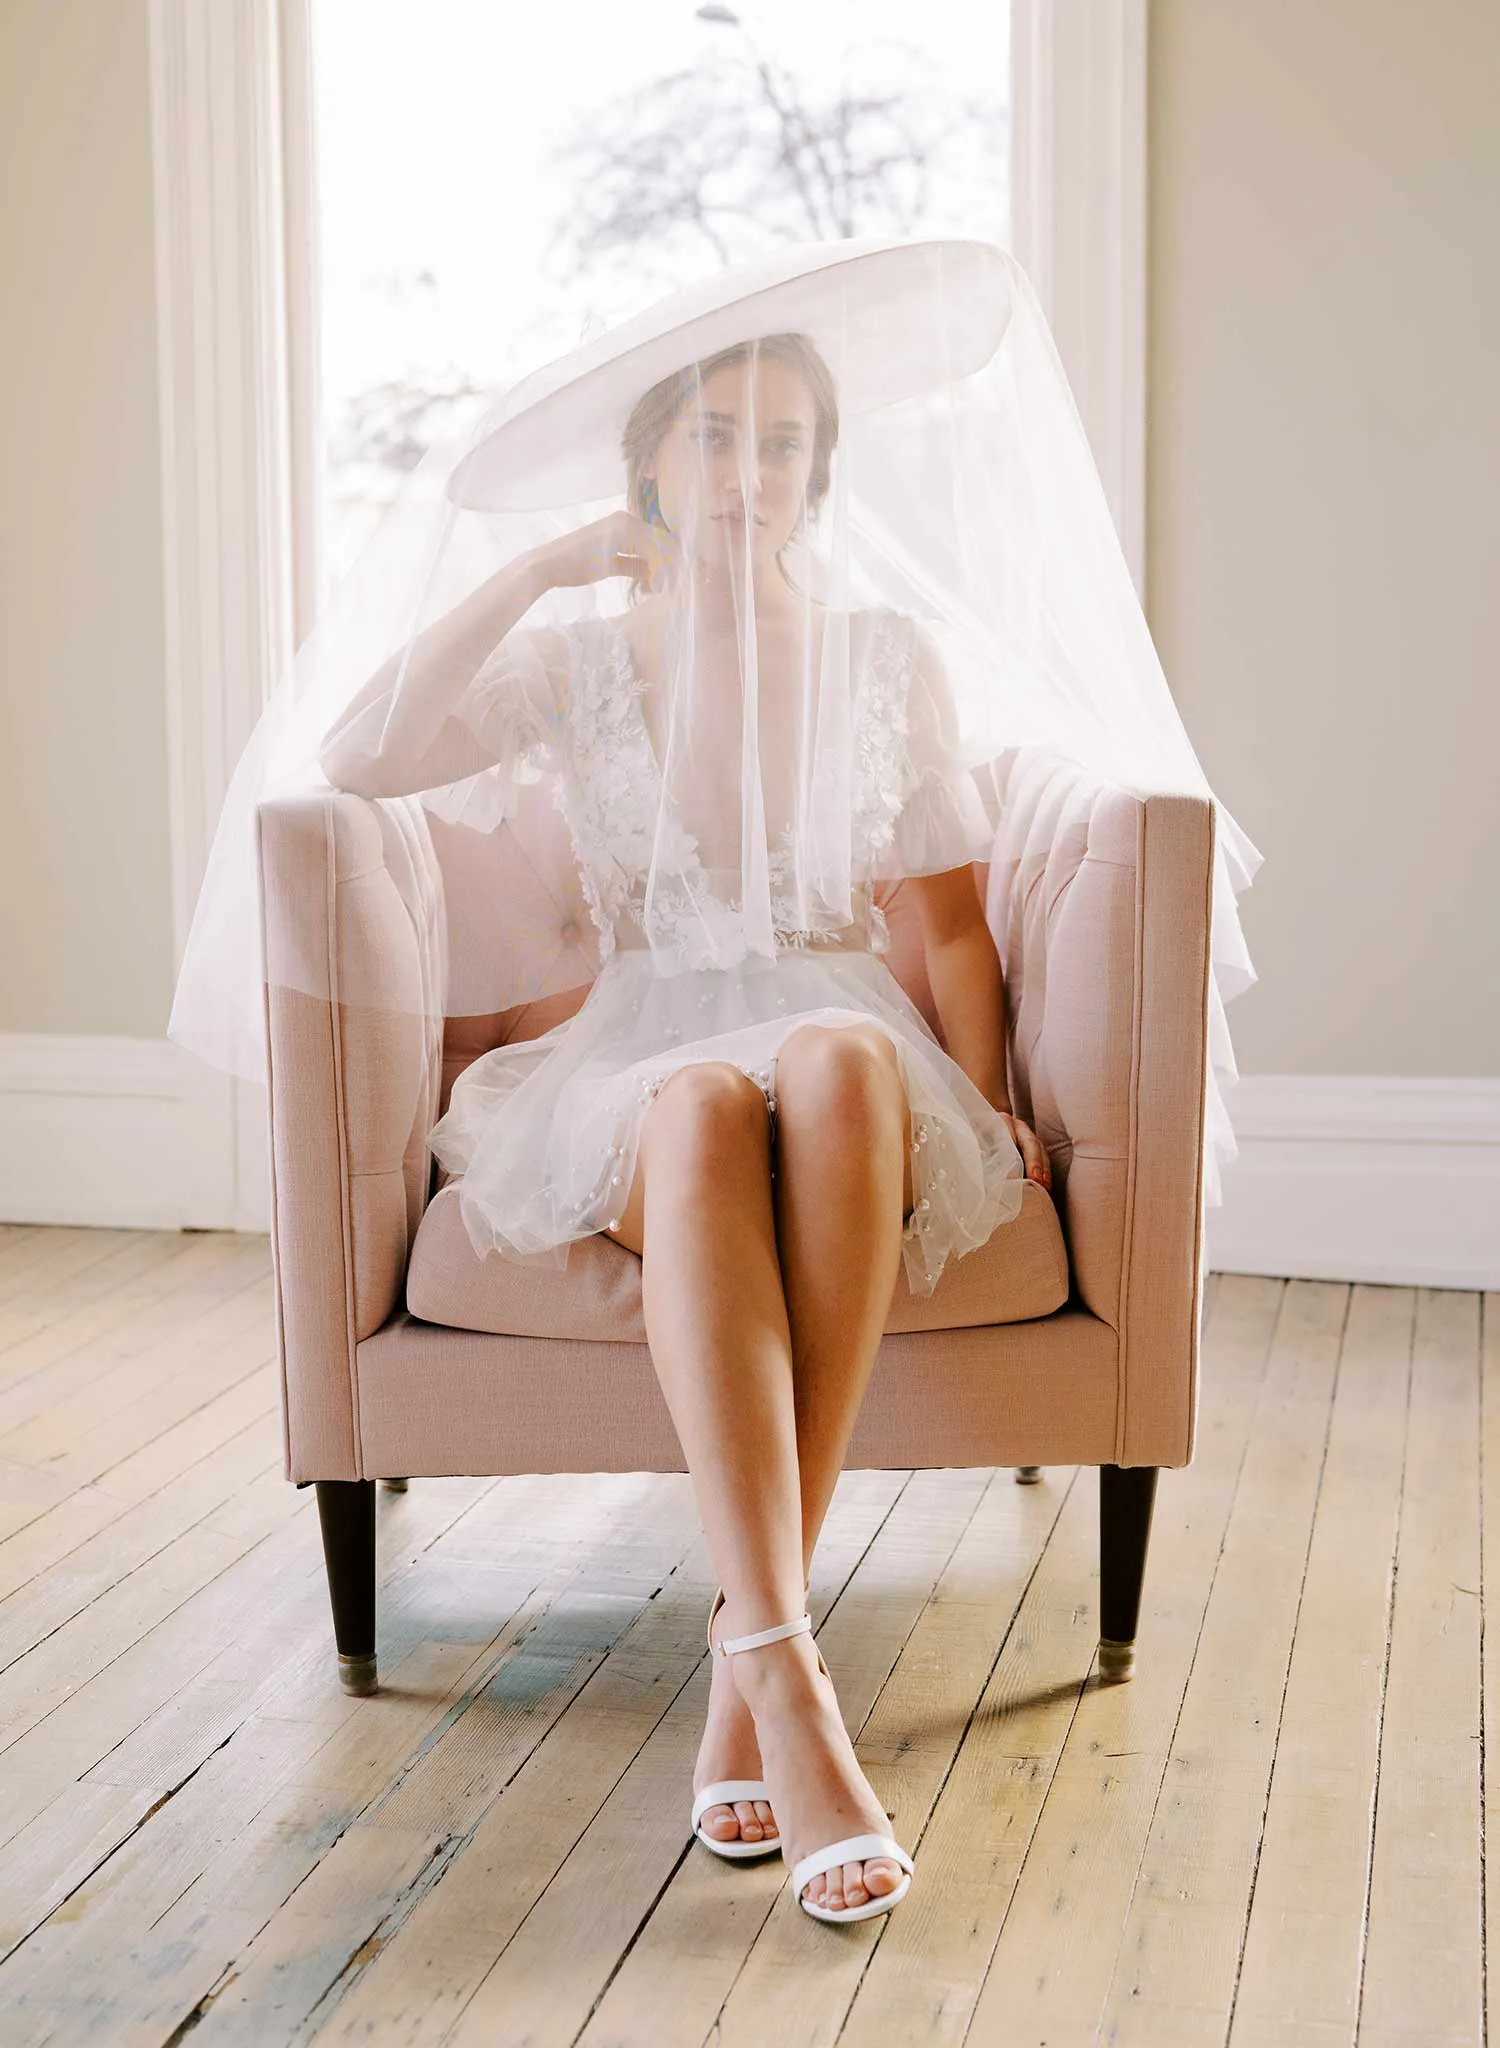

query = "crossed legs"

[{"left": 606, "top": 1023, "right": 910, "bottom": 1913}]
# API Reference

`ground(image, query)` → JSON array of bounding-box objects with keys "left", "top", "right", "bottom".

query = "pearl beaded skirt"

[{"left": 427, "top": 946, "right": 1026, "bottom": 1297}]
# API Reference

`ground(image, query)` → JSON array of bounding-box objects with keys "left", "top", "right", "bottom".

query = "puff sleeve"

[
  {"left": 870, "top": 616, "right": 994, "bottom": 876},
  {"left": 419, "top": 628, "right": 568, "bottom": 832}
]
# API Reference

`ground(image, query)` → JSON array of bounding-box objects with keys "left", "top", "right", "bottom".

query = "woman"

[
  {"left": 319, "top": 321, "right": 1049, "bottom": 1925},
  {"left": 169, "top": 236, "right": 1258, "bottom": 1930}
]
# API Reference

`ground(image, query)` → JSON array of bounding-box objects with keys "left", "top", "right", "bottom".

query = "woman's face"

[{"left": 646, "top": 354, "right": 818, "bottom": 574}]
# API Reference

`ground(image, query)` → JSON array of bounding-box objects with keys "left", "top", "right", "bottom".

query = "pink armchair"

[{"left": 257, "top": 748, "right": 1215, "bottom": 1695}]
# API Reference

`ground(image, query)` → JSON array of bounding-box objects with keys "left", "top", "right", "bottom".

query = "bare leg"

[
  {"left": 774, "top": 1023, "right": 910, "bottom": 1560},
  {"left": 608, "top": 1061, "right": 903, "bottom": 1911},
  {"left": 768, "top": 1023, "right": 911, "bottom": 1910}
]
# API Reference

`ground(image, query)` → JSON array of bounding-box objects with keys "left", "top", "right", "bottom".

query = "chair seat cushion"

[{"left": 406, "top": 1178, "right": 1070, "bottom": 1341}]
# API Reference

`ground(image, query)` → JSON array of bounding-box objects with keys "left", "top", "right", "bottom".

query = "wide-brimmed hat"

[{"left": 447, "top": 236, "right": 1015, "bottom": 513}]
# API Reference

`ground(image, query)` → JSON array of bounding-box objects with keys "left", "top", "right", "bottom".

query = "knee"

[
  {"left": 645, "top": 1061, "right": 769, "bottom": 1177},
  {"left": 775, "top": 1025, "right": 902, "bottom": 1134}
]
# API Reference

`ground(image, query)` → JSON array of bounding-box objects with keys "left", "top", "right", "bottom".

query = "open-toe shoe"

[
  {"left": 691, "top": 1589, "right": 781, "bottom": 1862},
  {"left": 713, "top": 1601, "right": 913, "bottom": 1924}
]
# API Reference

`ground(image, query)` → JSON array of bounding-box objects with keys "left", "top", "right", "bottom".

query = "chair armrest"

[
  {"left": 987, "top": 752, "right": 1215, "bottom": 1467},
  {"left": 258, "top": 791, "right": 443, "bottom": 1480}
]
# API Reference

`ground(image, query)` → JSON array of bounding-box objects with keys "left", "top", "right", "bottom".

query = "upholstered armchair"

[{"left": 257, "top": 748, "right": 1215, "bottom": 1696}]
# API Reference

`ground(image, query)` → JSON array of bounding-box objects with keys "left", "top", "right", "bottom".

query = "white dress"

[{"left": 427, "top": 607, "right": 1026, "bottom": 1295}]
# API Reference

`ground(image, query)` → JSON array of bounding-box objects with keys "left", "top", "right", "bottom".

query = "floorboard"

[{"left": 0, "top": 1230, "right": 1487, "bottom": 2048}]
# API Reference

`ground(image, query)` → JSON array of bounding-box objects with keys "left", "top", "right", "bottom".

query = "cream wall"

[
  {"left": 1148, "top": 0, "right": 1499, "bottom": 1077},
  {"left": 3, "top": 0, "right": 1493, "bottom": 1079},
  {"left": 0, "top": 0, "right": 173, "bottom": 1038}
]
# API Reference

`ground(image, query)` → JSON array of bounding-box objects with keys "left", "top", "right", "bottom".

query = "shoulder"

[
  {"left": 851, "top": 608, "right": 946, "bottom": 696},
  {"left": 558, "top": 608, "right": 639, "bottom": 679},
  {"left": 464, "top": 623, "right": 576, "bottom": 740},
  {"left": 519, "top": 622, "right": 581, "bottom": 679},
  {"left": 851, "top": 606, "right": 935, "bottom": 660},
  {"left": 474, "top": 621, "right": 574, "bottom": 686}
]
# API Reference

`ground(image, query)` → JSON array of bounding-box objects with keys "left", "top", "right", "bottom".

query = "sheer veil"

[{"left": 169, "top": 236, "right": 1261, "bottom": 1209}]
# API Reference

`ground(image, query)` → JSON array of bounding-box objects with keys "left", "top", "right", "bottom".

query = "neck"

[{"left": 668, "top": 558, "right": 807, "bottom": 633}]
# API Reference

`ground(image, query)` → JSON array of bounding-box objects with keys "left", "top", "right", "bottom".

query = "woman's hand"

[
  {"left": 530, "top": 511, "right": 677, "bottom": 592},
  {"left": 999, "top": 1110, "right": 1052, "bottom": 1191}
]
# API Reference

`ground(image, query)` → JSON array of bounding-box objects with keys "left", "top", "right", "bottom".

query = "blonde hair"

[{"left": 619, "top": 331, "right": 839, "bottom": 599}]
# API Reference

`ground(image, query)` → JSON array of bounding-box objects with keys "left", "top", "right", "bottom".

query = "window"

[
  {"left": 148, "top": 0, "right": 1138, "bottom": 1224},
  {"left": 311, "top": 0, "right": 1011, "bottom": 586}
]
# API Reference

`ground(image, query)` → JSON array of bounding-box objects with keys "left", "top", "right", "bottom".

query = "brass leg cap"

[
  {"left": 1014, "top": 1466, "right": 1043, "bottom": 1485},
  {"left": 1097, "top": 1638, "right": 1136, "bottom": 1683},
  {"left": 338, "top": 1652, "right": 378, "bottom": 1696},
  {"left": 381, "top": 1476, "right": 409, "bottom": 1493}
]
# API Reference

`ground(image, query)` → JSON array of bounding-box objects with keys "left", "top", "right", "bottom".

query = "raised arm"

[
  {"left": 318, "top": 511, "right": 670, "bottom": 798},
  {"left": 317, "top": 554, "right": 549, "bottom": 798}
]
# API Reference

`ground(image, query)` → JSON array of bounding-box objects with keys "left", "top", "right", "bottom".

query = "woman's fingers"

[
  {"left": 613, "top": 514, "right": 678, "bottom": 588},
  {"left": 1002, "top": 1113, "right": 1051, "bottom": 1189}
]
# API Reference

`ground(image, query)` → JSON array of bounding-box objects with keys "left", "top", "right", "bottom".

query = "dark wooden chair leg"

[
  {"left": 315, "top": 1479, "right": 377, "bottom": 1695},
  {"left": 1098, "top": 1464, "right": 1159, "bottom": 1683}
]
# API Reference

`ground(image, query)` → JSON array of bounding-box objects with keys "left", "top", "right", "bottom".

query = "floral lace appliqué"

[
  {"left": 557, "top": 613, "right": 918, "bottom": 960},
  {"left": 851, "top": 611, "right": 918, "bottom": 868},
  {"left": 558, "top": 625, "right": 708, "bottom": 962}
]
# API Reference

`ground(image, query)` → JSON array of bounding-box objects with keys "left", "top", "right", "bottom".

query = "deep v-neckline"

[
  {"left": 593, "top": 607, "right": 889, "bottom": 783},
  {"left": 553, "top": 606, "right": 913, "bottom": 944}
]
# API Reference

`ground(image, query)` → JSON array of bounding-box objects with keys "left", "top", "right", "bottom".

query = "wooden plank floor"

[{"left": 0, "top": 1227, "right": 1491, "bottom": 2047}]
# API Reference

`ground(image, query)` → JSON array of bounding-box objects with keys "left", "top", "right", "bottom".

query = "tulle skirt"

[{"left": 428, "top": 945, "right": 1026, "bottom": 1296}]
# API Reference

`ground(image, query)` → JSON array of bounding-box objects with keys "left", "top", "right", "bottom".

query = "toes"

[
  {"left": 732, "top": 1800, "right": 763, "bottom": 1841},
  {"left": 753, "top": 1799, "right": 777, "bottom": 1837},
  {"left": 704, "top": 1804, "right": 740, "bottom": 1840},
  {"left": 803, "top": 1858, "right": 903, "bottom": 1913}
]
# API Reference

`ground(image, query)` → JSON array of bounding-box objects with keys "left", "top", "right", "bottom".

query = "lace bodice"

[{"left": 451, "top": 606, "right": 991, "bottom": 971}]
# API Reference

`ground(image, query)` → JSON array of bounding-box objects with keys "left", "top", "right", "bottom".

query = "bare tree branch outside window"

[
  {"left": 545, "top": 40, "right": 1000, "bottom": 307},
  {"left": 321, "top": 12, "right": 1006, "bottom": 573}
]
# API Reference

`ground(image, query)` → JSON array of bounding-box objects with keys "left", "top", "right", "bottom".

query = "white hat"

[{"left": 447, "top": 236, "right": 1015, "bottom": 513}]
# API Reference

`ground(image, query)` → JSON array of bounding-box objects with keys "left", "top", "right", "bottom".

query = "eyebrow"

[{"left": 694, "top": 411, "right": 810, "bottom": 431}]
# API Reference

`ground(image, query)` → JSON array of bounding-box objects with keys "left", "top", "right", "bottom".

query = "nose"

[{"left": 723, "top": 443, "right": 761, "bottom": 497}]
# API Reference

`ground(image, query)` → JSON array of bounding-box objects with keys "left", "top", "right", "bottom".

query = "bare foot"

[
  {"left": 728, "top": 1629, "right": 904, "bottom": 1914},
  {"left": 693, "top": 1644, "right": 779, "bottom": 1848}
]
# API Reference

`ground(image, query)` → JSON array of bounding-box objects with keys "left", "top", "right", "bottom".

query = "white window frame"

[
  {"left": 1012, "top": 0, "right": 1146, "bottom": 590},
  {"left": 147, "top": 0, "right": 1146, "bottom": 1228}
]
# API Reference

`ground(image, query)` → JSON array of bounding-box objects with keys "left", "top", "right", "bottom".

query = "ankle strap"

[{"left": 716, "top": 1613, "right": 813, "bottom": 1657}]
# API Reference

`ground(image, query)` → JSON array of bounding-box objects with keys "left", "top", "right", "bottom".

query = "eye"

[
  {"left": 764, "top": 436, "right": 804, "bottom": 459},
  {"left": 690, "top": 426, "right": 733, "bottom": 450}
]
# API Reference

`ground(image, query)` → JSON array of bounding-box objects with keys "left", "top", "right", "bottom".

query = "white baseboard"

[
  {"left": 0, "top": 1035, "right": 269, "bottom": 1234},
  {"left": 1207, "top": 1075, "right": 1500, "bottom": 1291},
  {"left": 3, "top": 1047, "right": 1493, "bottom": 1289}
]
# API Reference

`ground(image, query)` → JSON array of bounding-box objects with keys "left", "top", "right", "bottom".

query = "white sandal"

[
  {"left": 691, "top": 1590, "right": 781, "bottom": 1862},
  {"left": 711, "top": 1598, "right": 914, "bottom": 1924},
  {"left": 792, "top": 1832, "right": 915, "bottom": 1925}
]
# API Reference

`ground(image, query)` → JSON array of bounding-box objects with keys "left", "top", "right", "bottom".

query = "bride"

[
  {"left": 319, "top": 307, "right": 1048, "bottom": 1924},
  {"left": 171, "top": 235, "right": 1257, "bottom": 1929}
]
